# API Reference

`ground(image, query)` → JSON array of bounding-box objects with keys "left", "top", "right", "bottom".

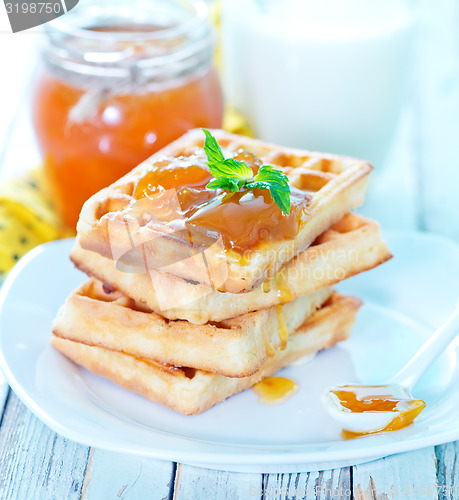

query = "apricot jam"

[
  {"left": 133, "top": 156, "right": 214, "bottom": 212},
  {"left": 276, "top": 305, "right": 288, "bottom": 350},
  {"left": 332, "top": 385, "right": 425, "bottom": 438},
  {"left": 253, "top": 377, "right": 299, "bottom": 405},
  {"left": 33, "top": 3, "right": 223, "bottom": 228},
  {"left": 132, "top": 153, "right": 311, "bottom": 253}
]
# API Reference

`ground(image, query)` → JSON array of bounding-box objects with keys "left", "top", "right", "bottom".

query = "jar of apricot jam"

[{"left": 32, "top": 0, "right": 223, "bottom": 228}]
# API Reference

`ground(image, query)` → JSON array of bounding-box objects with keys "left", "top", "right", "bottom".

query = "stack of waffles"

[{"left": 51, "top": 130, "right": 391, "bottom": 415}]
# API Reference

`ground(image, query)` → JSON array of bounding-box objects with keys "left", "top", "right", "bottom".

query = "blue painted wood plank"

[
  {"left": 259, "top": 468, "right": 351, "bottom": 500},
  {"left": 0, "top": 393, "right": 90, "bottom": 500},
  {"left": 435, "top": 441, "right": 459, "bottom": 500},
  {"left": 173, "top": 463, "right": 263, "bottom": 500},
  {"left": 353, "top": 448, "right": 437, "bottom": 499},
  {"left": 83, "top": 449, "right": 174, "bottom": 500}
]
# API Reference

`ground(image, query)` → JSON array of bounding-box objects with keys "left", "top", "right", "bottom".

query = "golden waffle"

[
  {"left": 52, "top": 292, "right": 361, "bottom": 415},
  {"left": 52, "top": 279, "right": 332, "bottom": 378},
  {"left": 76, "top": 129, "right": 372, "bottom": 293},
  {"left": 71, "top": 213, "right": 390, "bottom": 324}
]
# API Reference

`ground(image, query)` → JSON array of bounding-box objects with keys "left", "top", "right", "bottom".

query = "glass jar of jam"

[{"left": 32, "top": 0, "right": 223, "bottom": 228}]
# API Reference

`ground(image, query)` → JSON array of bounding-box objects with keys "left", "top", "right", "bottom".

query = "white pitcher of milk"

[{"left": 222, "top": 0, "right": 415, "bottom": 166}]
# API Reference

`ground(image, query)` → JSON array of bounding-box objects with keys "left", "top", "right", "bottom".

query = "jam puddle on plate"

[{"left": 253, "top": 377, "right": 299, "bottom": 405}]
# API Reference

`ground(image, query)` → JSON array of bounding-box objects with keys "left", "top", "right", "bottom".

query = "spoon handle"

[{"left": 389, "top": 303, "right": 459, "bottom": 389}]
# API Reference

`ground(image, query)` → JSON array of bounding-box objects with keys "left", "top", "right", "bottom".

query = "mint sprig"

[{"left": 202, "top": 129, "right": 291, "bottom": 214}]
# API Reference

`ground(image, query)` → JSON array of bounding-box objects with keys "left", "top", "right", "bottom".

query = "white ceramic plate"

[{"left": 0, "top": 232, "right": 458, "bottom": 473}]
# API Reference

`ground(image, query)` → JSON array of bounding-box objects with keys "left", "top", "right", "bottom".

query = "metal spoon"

[{"left": 322, "top": 302, "right": 459, "bottom": 435}]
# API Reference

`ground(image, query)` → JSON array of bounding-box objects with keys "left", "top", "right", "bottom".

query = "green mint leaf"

[
  {"left": 202, "top": 130, "right": 291, "bottom": 214},
  {"left": 246, "top": 180, "right": 291, "bottom": 215},
  {"left": 202, "top": 129, "right": 253, "bottom": 181},
  {"left": 212, "top": 158, "right": 253, "bottom": 181},
  {"left": 248, "top": 165, "right": 291, "bottom": 214},
  {"left": 202, "top": 128, "right": 225, "bottom": 166},
  {"left": 268, "top": 184, "right": 291, "bottom": 215},
  {"left": 206, "top": 177, "right": 242, "bottom": 192},
  {"left": 253, "top": 164, "right": 290, "bottom": 187}
]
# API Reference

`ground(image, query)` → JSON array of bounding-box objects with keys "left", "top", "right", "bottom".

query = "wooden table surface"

[{"left": 0, "top": 1, "right": 458, "bottom": 498}]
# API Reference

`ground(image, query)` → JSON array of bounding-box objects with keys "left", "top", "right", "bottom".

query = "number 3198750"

[{"left": 5, "top": 2, "right": 63, "bottom": 14}]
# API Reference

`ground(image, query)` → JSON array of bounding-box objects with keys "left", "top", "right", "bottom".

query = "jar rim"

[
  {"left": 41, "top": 0, "right": 214, "bottom": 84},
  {"left": 45, "top": 0, "right": 209, "bottom": 42}
]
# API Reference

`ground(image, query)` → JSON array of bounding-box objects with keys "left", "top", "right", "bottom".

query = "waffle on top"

[{"left": 75, "top": 129, "right": 372, "bottom": 293}]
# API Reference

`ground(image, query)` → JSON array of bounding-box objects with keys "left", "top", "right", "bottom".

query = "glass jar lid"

[{"left": 42, "top": 0, "right": 213, "bottom": 86}]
